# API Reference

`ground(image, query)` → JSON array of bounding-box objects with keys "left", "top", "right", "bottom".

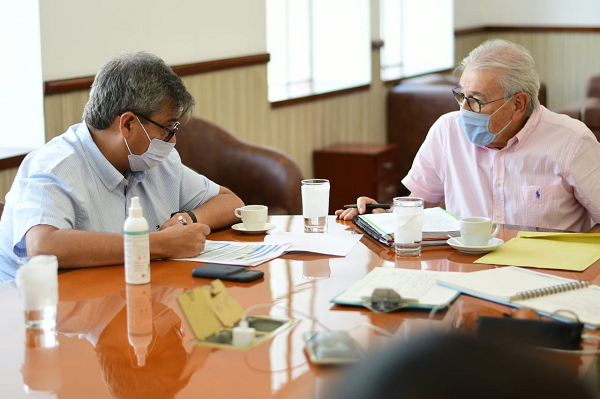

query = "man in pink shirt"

[{"left": 336, "top": 39, "right": 600, "bottom": 233}]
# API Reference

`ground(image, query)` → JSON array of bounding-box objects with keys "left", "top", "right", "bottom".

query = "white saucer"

[
  {"left": 447, "top": 237, "right": 504, "bottom": 255},
  {"left": 231, "top": 222, "right": 276, "bottom": 234}
]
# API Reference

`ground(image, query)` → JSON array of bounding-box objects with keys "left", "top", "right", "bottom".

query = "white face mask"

[{"left": 124, "top": 116, "right": 175, "bottom": 171}]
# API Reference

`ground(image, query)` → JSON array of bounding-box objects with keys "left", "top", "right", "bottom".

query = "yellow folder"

[{"left": 474, "top": 232, "right": 600, "bottom": 271}]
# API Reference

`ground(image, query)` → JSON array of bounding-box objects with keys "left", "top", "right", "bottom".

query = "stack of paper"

[
  {"left": 332, "top": 267, "right": 459, "bottom": 309},
  {"left": 353, "top": 207, "right": 460, "bottom": 247}
]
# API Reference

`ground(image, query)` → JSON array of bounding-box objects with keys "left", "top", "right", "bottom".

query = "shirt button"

[
  {"left": 495, "top": 182, "right": 500, "bottom": 187},
  {"left": 497, "top": 213, "right": 502, "bottom": 218},
  {"left": 108, "top": 185, "right": 113, "bottom": 189}
]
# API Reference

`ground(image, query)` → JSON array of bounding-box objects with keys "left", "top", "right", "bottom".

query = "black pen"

[{"left": 343, "top": 204, "right": 391, "bottom": 210}]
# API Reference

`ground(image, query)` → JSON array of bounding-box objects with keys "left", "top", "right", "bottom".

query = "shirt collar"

[
  {"left": 504, "top": 106, "right": 544, "bottom": 150},
  {"left": 74, "top": 123, "right": 128, "bottom": 192}
]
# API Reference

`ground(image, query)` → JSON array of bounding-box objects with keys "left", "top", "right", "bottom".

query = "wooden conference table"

[{"left": 1, "top": 215, "right": 599, "bottom": 398}]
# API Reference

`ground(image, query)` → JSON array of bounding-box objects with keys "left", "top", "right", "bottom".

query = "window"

[
  {"left": 1, "top": 2, "right": 45, "bottom": 149},
  {"left": 266, "top": 0, "right": 371, "bottom": 103},
  {"left": 380, "top": 0, "right": 454, "bottom": 81}
]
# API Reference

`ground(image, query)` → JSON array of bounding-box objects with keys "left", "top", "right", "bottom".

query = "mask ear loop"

[
  {"left": 123, "top": 137, "right": 133, "bottom": 155},
  {"left": 135, "top": 116, "right": 153, "bottom": 142},
  {"left": 488, "top": 95, "right": 514, "bottom": 135}
]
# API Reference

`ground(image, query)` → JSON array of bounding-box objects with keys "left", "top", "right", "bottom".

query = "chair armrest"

[{"left": 586, "top": 75, "right": 600, "bottom": 98}]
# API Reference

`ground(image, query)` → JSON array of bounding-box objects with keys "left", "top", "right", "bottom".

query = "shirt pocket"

[{"left": 518, "top": 185, "right": 560, "bottom": 228}]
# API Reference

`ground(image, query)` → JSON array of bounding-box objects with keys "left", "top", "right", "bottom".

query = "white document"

[
  {"left": 360, "top": 207, "right": 459, "bottom": 238},
  {"left": 333, "top": 267, "right": 459, "bottom": 307},
  {"left": 264, "top": 232, "right": 363, "bottom": 256},
  {"left": 174, "top": 240, "right": 293, "bottom": 267},
  {"left": 436, "top": 266, "right": 600, "bottom": 327}
]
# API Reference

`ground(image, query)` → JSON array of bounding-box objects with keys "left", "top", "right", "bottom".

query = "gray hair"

[
  {"left": 83, "top": 52, "right": 195, "bottom": 130},
  {"left": 457, "top": 39, "right": 540, "bottom": 117}
]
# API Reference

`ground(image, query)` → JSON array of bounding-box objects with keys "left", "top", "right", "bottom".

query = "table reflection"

[{"left": 56, "top": 285, "right": 209, "bottom": 398}]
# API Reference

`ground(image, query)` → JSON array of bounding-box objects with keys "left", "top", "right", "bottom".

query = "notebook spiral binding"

[{"left": 516, "top": 280, "right": 590, "bottom": 300}]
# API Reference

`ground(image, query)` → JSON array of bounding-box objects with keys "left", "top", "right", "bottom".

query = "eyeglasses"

[
  {"left": 452, "top": 89, "right": 506, "bottom": 113},
  {"left": 136, "top": 114, "right": 180, "bottom": 142}
]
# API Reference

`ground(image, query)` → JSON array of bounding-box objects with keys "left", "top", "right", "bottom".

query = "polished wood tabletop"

[{"left": 1, "top": 216, "right": 599, "bottom": 398}]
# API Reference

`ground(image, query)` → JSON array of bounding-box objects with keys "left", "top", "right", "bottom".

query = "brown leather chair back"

[
  {"left": 0, "top": 201, "right": 4, "bottom": 218},
  {"left": 176, "top": 118, "right": 303, "bottom": 215}
]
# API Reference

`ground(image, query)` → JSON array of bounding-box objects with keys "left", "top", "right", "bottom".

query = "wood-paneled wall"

[
  {"left": 3, "top": 30, "right": 600, "bottom": 202},
  {"left": 38, "top": 50, "right": 387, "bottom": 191},
  {"left": 455, "top": 31, "right": 600, "bottom": 110}
]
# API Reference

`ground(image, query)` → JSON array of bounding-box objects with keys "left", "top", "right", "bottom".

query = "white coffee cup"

[
  {"left": 234, "top": 205, "right": 268, "bottom": 230},
  {"left": 459, "top": 217, "right": 500, "bottom": 246}
]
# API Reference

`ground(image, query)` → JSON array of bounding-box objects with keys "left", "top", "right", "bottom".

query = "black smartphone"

[{"left": 191, "top": 264, "right": 264, "bottom": 282}]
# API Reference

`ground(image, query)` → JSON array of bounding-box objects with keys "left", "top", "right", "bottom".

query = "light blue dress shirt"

[{"left": 0, "top": 123, "right": 219, "bottom": 281}]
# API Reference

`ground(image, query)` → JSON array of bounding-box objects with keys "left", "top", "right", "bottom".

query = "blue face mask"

[{"left": 459, "top": 99, "right": 512, "bottom": 146}]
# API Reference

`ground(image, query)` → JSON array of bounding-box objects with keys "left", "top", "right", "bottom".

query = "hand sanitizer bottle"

[{"left": 124, "top": 197, "right": 150, "bottom": 284}]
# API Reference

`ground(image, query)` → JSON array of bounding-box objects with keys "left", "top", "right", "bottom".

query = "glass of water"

[
  {"left": 393, "top": 197, "right": 424, "bottom": 256},
  {"left": 301, "top": 179, "right": 330, "bottom": 233},
  {"left": 15, "top": 255, "right": 59, "bottom": 330}
]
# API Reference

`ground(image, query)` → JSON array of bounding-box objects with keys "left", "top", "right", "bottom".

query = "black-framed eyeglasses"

[
  {"left": 136, "top": 114, "right": 180, "bottom": 142},
  {"left": 452, "top": 88, "right": 506, "bottom": 113}
]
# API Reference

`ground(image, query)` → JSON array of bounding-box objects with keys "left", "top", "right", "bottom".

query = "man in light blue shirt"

[{"left": 0, "top": 52, "right": 244, "bottom": 281}]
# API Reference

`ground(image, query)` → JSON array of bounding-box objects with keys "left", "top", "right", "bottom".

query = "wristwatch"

[{"left": 171, "top": 210, "right": 197, "bottom": 223}]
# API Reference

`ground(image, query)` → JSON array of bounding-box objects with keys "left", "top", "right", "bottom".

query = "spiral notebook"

[{"left": 436, "top": 267, "right": 600, "bottom": 328}]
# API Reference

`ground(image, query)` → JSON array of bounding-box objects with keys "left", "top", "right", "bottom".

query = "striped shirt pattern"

[
  {"left": 0, "top": 123, "right": 219, "bottom": 281},
  {"left": 402, "top": 106, "right": 600, "bottom": 232}
]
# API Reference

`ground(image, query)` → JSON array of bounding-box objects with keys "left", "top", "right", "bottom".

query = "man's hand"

[
  {"left": 154, "top": 223, "right": 211, "bottom": 258},
  {"left": 159, "top": 212, "right": 195, "bottom": 230},
  {"left": 335, "top": 197, "right": 388, "bottom": 220},
  {"left": 25, "top": 222, "right": 211, "bottom": 268}
]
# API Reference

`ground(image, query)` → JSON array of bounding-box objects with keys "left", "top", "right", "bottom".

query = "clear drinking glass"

[
  {"left": 22, "top": 328, "right": 61, "bottom": 395},
  {"left": 15, "top": 255, "right": 59, "bottom": 330},
  {"left": 393, "top": 197, "right": 424, "bottom": 256},
  {"left": 301, "top": 179, "right": 330, "bottom": 233}
]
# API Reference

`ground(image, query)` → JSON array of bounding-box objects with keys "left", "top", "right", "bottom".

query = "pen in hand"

[
  {"left": 343, "top": 204, "right": 391, "bottom": 210},
  {"left": 178, "top": 215, "right": 188, "bottom": 226}
]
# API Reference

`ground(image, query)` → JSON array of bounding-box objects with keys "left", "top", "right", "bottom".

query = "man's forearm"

[
  {"left": 26, "top": 227, "right": 170, "bottom": 269},
  {"left": 192, "top": 189, "right": 244, "bottom": 229}
]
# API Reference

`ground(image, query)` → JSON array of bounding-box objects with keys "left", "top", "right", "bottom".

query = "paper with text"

[
  {"left": 333, "top": 267, "right": 459, "bottom": 307},
  {"left": 174, "top": 240, "right": 292, "bottom": 267}
]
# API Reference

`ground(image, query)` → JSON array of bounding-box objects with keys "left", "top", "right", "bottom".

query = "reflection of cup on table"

[
  {"left": 460, "top": 217, "right": 500, "bottom": 246},
  {"left": 22, "top": 329, "right": 61, "bottom": 395},
  {"left": 234, "top": 205, "right": 268, "bottom": 230},
  {"left": 301, "top": 179, "right": 330, "bottom": 233},
  {"left": 15, "top": 255, "right": 59, "bottom": 330},
  {"left": 394, "top": 197, "right": 424, "bottom": 256}
]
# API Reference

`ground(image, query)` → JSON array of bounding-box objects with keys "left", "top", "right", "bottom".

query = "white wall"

[
  {"left": 39, "top": 0, "right": 267, "bottom": 81},
  {"left": 455, "top": 0, "right": 600, "bottom": 29}
]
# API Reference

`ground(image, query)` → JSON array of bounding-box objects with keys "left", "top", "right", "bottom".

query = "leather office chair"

[
  {"left": 387, "top": 74, "right": 548, "bottom": 195},
  {"left": 176, "top": 117, "right": 304, "bottom": 215},
  {"left": 554, "top": 75, "right": 600, "bottom": 141}
]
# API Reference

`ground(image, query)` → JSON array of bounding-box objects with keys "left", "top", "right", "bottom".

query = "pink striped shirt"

[{"left": 402, "top": 106, "right": 600, "bottom": 232}]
